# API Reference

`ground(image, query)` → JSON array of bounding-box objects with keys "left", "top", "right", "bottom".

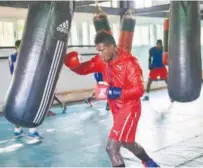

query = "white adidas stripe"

[
  {"left": 35, "top": 41, "right": 64, "bottom": 123},
  {"left": 58, "top": 21, "right": 69, "bottom": 29},
  {"left": 33, "top": 40, "right": 61, "bottom": 123},
  {"left": 33, "top": 40, "right": 64, "bottom": 123},
  {"left": 36, "top": 42, "right": 64, "bottom": 123},
  {"left": 63, "top": 22, "right": 66, "bottom": 28},
  {"left": 65, "top": 20, "right": 69, "bottom": 28}
]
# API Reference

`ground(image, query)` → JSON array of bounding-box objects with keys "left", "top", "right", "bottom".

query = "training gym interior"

[{"left": 0, "top": 0, "right": 203, "bottom": 167}]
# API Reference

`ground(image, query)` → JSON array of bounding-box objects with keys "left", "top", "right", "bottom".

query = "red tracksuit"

[{"left": 71, "top": 49, "right": 144, "bottom": 142}]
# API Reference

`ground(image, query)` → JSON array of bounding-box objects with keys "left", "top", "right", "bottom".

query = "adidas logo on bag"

[{"left": 57, "top": 20, "right": 69, "bottom": 34}]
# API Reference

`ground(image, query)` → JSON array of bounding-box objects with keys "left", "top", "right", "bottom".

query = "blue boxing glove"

[
  {"left": 94, "top": 72, "right": 103, "bottom": 83},
  {"left": 107, "top": 87, "right": 122, "bottom": 99}
]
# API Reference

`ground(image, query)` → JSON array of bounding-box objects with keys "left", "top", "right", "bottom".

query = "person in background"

[{"left": 142, "top": 39, "right": 173, "bottom": 103}]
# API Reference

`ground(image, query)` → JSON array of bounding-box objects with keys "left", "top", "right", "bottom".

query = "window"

[
  {"left": 112, "top": 1, "right": 119, "bottom": 8},
  {"left": 0, "top": 21, "right": 15, "bottom": 46},
  {"left": 149, "top": 24, "right": 155, "bottom": 45},
  {"left": 0, "top": 22, "right": 3, "bottom": 46},
  {"left": 68, "top": 33, "right": 72, "bottom": 45},
  {"left": 70, "top": 22, "right": 79, "bottom": 45},
  {"left": 112, "top": 23, "right": 119, "bottom": 45},
  {"left": 81, "top": 22, "right": 89, "bottom": 45},
  {"left": 201, "top": 27, "right": 203, "bottom": 46},
  {"left": 152, "top": 0, "right": 170, "bottom": 6},
  {"left": 133, "top": 27, "right": 141, "bottom": 46},
  {"left": 135, "top": 0, "right": 152, "bottom": 8},
  {"left": 90, "top": 1, "right": 112, "bottom": 7},
  {"left": 156, "top": 25, "right": 163, "bottom": 41},
  {"left": 135, "top": 0, "right": 144, "bottom": 8},
  {"left": 144, "top": 0, "right": 152, "bottom": 7},
  {"left": 17, "top": 19, "right": 25, "bottom": 39},
  {"left": 132, "top": 26, "right": 150, "bottom": 46},
  {"left": 140, "top": 26, "right": 150, "bottom": 45},
  {"left": 99, "top": 1, "right": 111, "bottom": 7},
  {"left": 89, "top": 24, "right": 96, "bottom": 45}
]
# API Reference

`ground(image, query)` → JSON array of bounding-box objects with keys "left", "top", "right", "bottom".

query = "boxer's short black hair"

[
  {"left": 156, "top": 39, "right": 162, "bottom": 45},
  {"left": 94, "top": 31, "right": 116, "bottom": 46}
]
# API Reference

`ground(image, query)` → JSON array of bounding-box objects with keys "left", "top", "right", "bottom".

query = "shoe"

[
  {"left": 142, "top": 158, "right": 160, "bottom": 168},
  {"left": 14, "top": 130, "right": 24, "bottom": 139},
  {"left": 28, "top": 132, "right": 43, "bottom": 139},
  {"left": 142, "top": 95, "right": 149, "bottom": 101},
  {"left": 85, "top": 97, "right": 92, "bottom": 107}
]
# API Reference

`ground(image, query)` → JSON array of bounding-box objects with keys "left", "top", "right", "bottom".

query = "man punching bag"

[
  {"left": 168, "top": 1, "right": 202, "bottom": 102},
  {"left": 3, "top": 1, "right": 75, "bottom": 127}
]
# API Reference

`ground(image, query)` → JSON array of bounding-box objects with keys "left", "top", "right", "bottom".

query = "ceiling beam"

[
  {"left": 77, "top": 3, "right": 203, "bottom": 19},
  {"left": 1, "top": 1, "right": 203, "bottom": 20},
  {"left": 76, "top": 4, "right": 169, "bottom": 16},
  {"left": 76, "top": 6, "right": 125, "bottom": 15},
  {"left": 139, "top": 12, "right": 168, "bottom": 18},
  {"left": 76, "top": 0, "right": 109, "bottom": 7},
  {"left": 0, "top": 1, "right": 108, "bottom": 8}
]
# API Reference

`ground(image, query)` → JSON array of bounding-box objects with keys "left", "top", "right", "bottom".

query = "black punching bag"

[
  {"left": 3, "top": 1, "right": 75, "bottom": 127},
  {"left": 168, "top": 1, "right": 202, "bottom": 102}
]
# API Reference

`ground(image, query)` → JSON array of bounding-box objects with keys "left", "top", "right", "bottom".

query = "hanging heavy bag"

[
  {"left": 168, "top": 1, "right": 202, "bottom": 102},
  {"left": 93, "top": 7, "right": 112, "bottom": 34},
  {"left": 3, "top": 1, "right": 75, "bottom": 127},
  {"left": 118, "top": 9, "right": 136, "bottom": 52}
]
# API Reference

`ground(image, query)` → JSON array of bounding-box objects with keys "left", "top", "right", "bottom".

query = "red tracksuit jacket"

[{"left": 71, "top": 49, "right": 144, "bottom": 115}]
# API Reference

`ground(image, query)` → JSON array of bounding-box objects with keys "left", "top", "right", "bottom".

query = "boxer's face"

[
  {"left": 156, "top": 43, "right": 162, "bottom": 49},
  {"left": 96, "top": 43, "right": 114, "bottom": 62}
]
